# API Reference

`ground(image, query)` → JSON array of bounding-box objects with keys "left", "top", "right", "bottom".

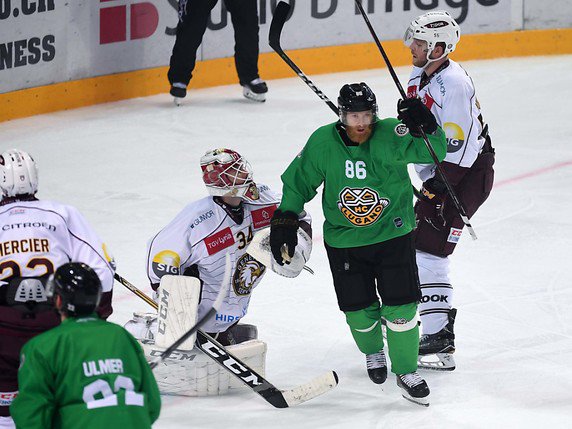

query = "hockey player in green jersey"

[
  {"left": 269, "top": 83, "right": 446, "bottom": 406},
  {"left": 11, "top": 263, "right": 161, "bottom": 428}
]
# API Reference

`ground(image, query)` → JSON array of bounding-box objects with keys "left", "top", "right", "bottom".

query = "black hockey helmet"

[
  {"left": 47, "top": 262, "right": 102, "bottom": 317},
  {"left": 338, "top": 83, "right": 378, "bottom": 124}
]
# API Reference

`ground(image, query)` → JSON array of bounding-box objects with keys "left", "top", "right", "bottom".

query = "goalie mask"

[
  {"left": 404, "top": 11, "right": 461, "bottom": 65},
  {"left": 0, "top": 148, "right": 39, "bottom": 198},
  {"left": 200, "top": 148, "right": 258, "bottom": 200}
]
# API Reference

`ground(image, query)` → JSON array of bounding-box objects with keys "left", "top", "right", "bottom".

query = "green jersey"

[
  {"left": 11, "top": 315, "right": 161, "bottom": 429},
  {"left": 278, "top": 119, "right": 447, "bottom": 248}
]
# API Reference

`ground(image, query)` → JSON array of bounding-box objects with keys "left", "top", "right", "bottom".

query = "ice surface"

[{"left": 2, "top": 55, "right": 572, "bottom": 428}]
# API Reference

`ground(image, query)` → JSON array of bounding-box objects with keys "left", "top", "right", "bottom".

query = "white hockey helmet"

[
  {"left": 200, "top": 148, "right": 257, "bottom": 200},
  {"left": 404, "top": 11, "right": 461, "bottom": 64},
  {"left": 0, "top": 149, "right": 39, "bottom": 197}
]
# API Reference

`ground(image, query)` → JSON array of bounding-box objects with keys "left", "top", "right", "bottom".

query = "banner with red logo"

[{"left": 0, "top": 0, "right": 567, "bottom": 94}]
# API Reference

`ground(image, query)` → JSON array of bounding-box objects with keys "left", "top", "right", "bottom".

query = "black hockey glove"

[
  {"left": 397, "top": 98, "right": 438, "bottom": 137},
  {"left": 415, "top": 177, "right": 448, "bottom": 230},
  {"left": 270, "top": 210, "right": 299, "bottom": 266}
]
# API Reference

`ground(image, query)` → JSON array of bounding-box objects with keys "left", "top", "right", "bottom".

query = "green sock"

[
  {"left": 381, "top": 302, "right": 419, "bottom": 374},
  {"left": 345, "top": 302, "right": 384, "bottom": 355}
]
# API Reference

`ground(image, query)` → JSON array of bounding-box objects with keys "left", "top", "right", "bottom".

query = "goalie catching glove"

[{"left": 248, "top": 225, "right": 312, "bottom": 278}]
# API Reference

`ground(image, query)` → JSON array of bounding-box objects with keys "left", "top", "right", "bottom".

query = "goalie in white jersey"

[
  {"left": 127, "top": 148, "right": 311, "bottom": 396},
  {"left": 0, "top": 149, "right": 116, "bottom": 429},
  {"left": 401, "top": 11, "right": 495, "bottom": 370}
]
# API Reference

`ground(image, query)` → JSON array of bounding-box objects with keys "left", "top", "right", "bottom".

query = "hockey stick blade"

[
  {"left": 148, "top": 255, "right": 230, "bottom": 369},
  {"left": 268, "top": 1, "right": 289, "bottom": 52},
  {"left": 116, "top": 270, "right": 338, "bottom": 408},
  {"left": 269, "top": 1, "right": 338, "bottom": 114},
  {"left": 280, "top": 371, "right": 339, "bottom": 407}
]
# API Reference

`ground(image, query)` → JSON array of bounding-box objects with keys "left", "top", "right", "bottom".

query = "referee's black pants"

[{"left": 168, "top": 0, "right": 260, "bottom": 86}]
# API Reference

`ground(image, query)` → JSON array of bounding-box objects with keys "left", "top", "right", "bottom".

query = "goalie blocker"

[{"left": 124, "top": 274, "right": 267, "bottom": 396}]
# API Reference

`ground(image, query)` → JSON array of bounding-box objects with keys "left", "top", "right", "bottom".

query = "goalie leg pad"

[
  {"left": 155, "top": 275, "right": 201, "bottom": 350},
  {"left": 142, "top": 339, "right": 267, "bottom": 396}
]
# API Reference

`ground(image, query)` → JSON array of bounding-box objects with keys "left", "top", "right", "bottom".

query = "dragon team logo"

[
  {"left": 233, "top": 254, "right": 266, "bottom": 296},
  {"left": 338, "top": 187, "right": 389, "bottom": 227},
  {"left": 152, "top": 250, "right": 181, "bottom": 277}
]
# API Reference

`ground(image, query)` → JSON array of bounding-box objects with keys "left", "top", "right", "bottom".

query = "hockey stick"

[
  {"left": 147, "top": 255, "right": 230, "bottom": 369},
  {"left": 115, "top": 273, "right": 338, "bottom": 408},
  {"left": 353, "top": 0, "right": 477, "bottom": 240},
  {"left": 269, "top": 2, "right": 338, "bottom": 116}
]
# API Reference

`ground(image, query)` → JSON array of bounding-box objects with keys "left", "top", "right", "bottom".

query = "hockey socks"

[
  {"left": 381, "top": 303, "right": 420, "bottom": 375},
  {"left": 345, "top": 302, "right": 384, "bottom": 355},
  {"left": 345, "top": 302, "right": 420, "bottom": 374}
]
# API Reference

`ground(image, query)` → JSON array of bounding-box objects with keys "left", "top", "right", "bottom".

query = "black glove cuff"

[
  {"left": 424, "top": 119, "right": 438, "bottom": 135},
  {"left": 425, "top": 177, "right": 447, "bottom": 195},
  {"left": 271, "top": 210, "right": 299, "bottom": 229},
  {"left": 421, "top": 178, "right": 447, "bottom": 204}
]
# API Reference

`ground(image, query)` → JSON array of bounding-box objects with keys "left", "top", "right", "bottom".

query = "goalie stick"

[
  {"left": 114, "top": 272, "right": 338, "bottom": 408},
  {"left": 353, "top": 0, "right": 477, "bottom": 240}
]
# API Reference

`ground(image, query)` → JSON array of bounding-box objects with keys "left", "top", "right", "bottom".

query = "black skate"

[
  {"left": 418, "top": 308, "right": 456, "bottom": 371},
  {"left": 396, "top": 372, "right": 430, "bottom": 407},
  {"left": 170, "top": 83, "right": 187, "bottom": 106},
  {"left": 241, "top": 78, "right": 268, "bottom": 102},
  {"left": 366, "top": 350, "right": 387, "bottom": 384}
]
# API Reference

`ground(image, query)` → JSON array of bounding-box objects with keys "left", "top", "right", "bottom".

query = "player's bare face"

[
  {"left": 345, "top": 111, "right": 374, "bottom": 144},
  {"left": 410, "top": 39, "right": 429, "bottom": 67}
]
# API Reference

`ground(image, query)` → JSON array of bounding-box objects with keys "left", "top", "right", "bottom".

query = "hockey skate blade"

[
  {"left": 280, "top": 371, "right": 338, "bottom": 407},
  {"left": 417, "top": 353, "right": 456, "bottom": 371},
  {"left": 401, "top": 392, "right": 430, "bottom": 407}
]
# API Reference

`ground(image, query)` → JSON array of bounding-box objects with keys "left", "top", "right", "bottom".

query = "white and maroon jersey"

[
  {"left": 0, "top": 199, "right": 116, "bottom": 317},
  {"left": 147, "top": 184, "right": 309, "bottom": 333},
  {"left": 407, "top": 59, "right": 486, "bottom": 182}
]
